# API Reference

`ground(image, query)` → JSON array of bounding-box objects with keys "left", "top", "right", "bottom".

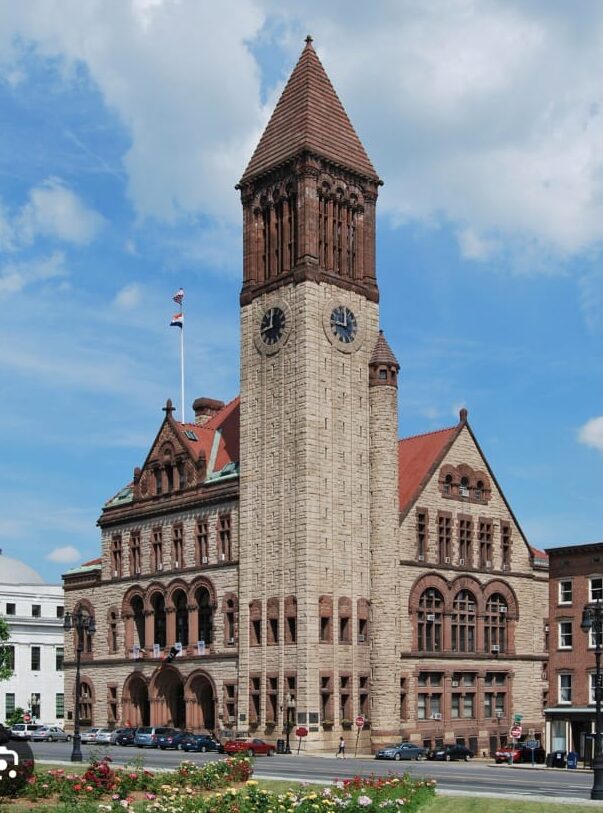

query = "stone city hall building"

[{"left": 64, "top": 39, "right": 549, "bottom": 753}]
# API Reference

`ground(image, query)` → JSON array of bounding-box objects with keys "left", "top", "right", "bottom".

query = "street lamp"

[
  {"left": 284, "top": 693, "right": 296, "bottom": 754},
  {"left": 64, "top": 608, "right": 96, "bottom": 762},
  {"left": 581, "top": 598, "right": 603, "bottom": 800}
]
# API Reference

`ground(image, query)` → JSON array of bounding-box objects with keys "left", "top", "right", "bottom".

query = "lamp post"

[
  {"left": 284, "top": 693, "right": 296, "bottom": 754},
  {"left": 581, "top": 598, "right": 603, "bottom": 800},
  {"left": 63, "top": 608, "right": 96, "bottom": 762}
]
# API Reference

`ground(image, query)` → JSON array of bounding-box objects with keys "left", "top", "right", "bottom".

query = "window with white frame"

[
  {"left": 558, "top": 621, "right": 573, "bottom": 649},
  {"left": 590, "top": 673, "right": 598, "bottom": 705},
  {"left": 590, "top": 578, "right": 603, "bottom": 603},
  {"left": 589, "top": 627, "right": 603, "bottom": 649},
  {"left": 558, "top": 580, "right": 572, "bottom": 604},
  {"left": 559, "top": 673, "right": 572, "bottom": 703}
]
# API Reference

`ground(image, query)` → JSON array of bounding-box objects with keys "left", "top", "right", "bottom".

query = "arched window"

[
  {"left": 417, "top": 588, "right": 443, "bottom": 652},
  {"left": 475, "top": 480, "right": 484, "bottom": 500},
  {"left": 79, "top": 679, "right": 94, "bottom": 725},
  {"left": 151, "top": 593, "right": 166, "bottom": 648},
  {"left": 485, "top": 593, "right": 508, "bottom": 654},
  {"left": 131, "top": 595, "right": 145, "bottom": 649},
  {"left": 173, "top": 589, "right": 188, "bottom": 647},
  {"left": 459, "top": 476, "right": 470, "bottom": 497},
  {"left": 196, "top": 587, "right": 213, "bottom": 646},
  {"left": 443, "top": 474, "right": 453, "bottom": 495},
  {"left": 451, "top": 590, "right": 477, "bottom": 652}
]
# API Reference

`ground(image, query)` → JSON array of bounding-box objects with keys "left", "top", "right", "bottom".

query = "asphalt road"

[{"left": 27, "top": 741, "right": 596, "bottom": 802}]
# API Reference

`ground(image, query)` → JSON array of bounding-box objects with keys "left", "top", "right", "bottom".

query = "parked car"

[
  {"left": 134, "top": 726, "right": 173, "bottom": 748},
  {"left": 115, "top": 728, "right": 137, "bottom": 746},
  {"left": 495, "top": 745, "right": 522, "bottom": 763},
  {"left": 155, "top": 729, "right": 191, "bottom": 750},
  {"left": 80, "top": 728, "right": 101, "bottom": 744},
  {"left": 375, "top": 742, "right": 427, "bottom": 761},
  {"left": 30, "top": 726, "right": 71, "bottom": 743},
  {"left": 0, "top": 724, "right": 10, "bottom": 744},
  {"left": 223, "top": 738, "right": 276, "bottom": 757},
  {"left": 110, "top": 728, "right": 132, "bottom": 744},
  {"left": 94, "top": 728, "right": 114, "bottom": 745},
  {"left": 10, "top": 724, "right": 42, "bottom": 740},
  {"left": 181, "top": 734, "right": 223, "bottom": 753},
  {"left": 427, "top": 744, "right": 474, "bottom": 762}
]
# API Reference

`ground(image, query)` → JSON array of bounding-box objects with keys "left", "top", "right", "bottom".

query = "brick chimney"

[{"left": 192, "top": 397, "right": 225, "bottom": 426}]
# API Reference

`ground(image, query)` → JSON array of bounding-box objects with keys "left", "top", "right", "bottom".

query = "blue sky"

[{"left": 0, "top": 0, "right": 601, "bottom": 583}]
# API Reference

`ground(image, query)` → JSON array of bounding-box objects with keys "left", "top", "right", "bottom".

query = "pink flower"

[
  {"left": 145, "top": 793, "right": 156, "bottom": 800},
  {"left": 358, "top": 796, "right": 372, "bottom": 807}
]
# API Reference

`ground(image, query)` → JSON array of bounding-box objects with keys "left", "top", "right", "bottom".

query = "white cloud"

[
  {"left": 46, "top": 545, "right": 81, "bottom": 564},
  {"left": 457, "top": 227, "right": 499, "bottom": 261},
  {"left": 0, "top": 252, "right": 67, "bottom": 297},
  {"left": 18, "top": 178, "right": 105, "bottom": 245},
  {"left": 113, "top": 282, "right": 143, "bottom": 311},
  {"left": 579, "top": 416, "right": 603, "bottom": 452}
]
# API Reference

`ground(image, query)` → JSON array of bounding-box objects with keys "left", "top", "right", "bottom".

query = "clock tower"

[{"left": 237, "top": 37, "right": 383, "bottom": 745}]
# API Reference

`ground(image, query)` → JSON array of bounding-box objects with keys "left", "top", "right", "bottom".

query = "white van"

[{"left": 10, "top": 724, "right": 42, "bottom": 740}]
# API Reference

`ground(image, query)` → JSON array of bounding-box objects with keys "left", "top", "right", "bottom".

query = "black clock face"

[
  {"left": 260, "top": 307, "right": 286, "bottom": 345},
  {"left": 330, "top": 306, "right": 358, "bottom": 344}
]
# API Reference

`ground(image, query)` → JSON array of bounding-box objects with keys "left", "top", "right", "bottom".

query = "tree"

[{"left": 0, "top": 615, "right": 13, "bottom": 681}]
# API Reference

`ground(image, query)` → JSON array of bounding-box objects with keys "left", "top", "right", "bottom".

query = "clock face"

[
  {"left": 330, "top": 306, "right": 358, "bottom": 344},
  {"left": 260, "top": 307, "right": 286, "bottom": 345}
]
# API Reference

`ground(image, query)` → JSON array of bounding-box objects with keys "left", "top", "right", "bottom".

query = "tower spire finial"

[{"left": 305, "top": 34, "right": 313, "bottom": 45}]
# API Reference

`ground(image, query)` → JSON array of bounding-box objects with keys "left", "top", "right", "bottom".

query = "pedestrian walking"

[{"left": 336, "top": 735, "right": 346, "bottom": 758}]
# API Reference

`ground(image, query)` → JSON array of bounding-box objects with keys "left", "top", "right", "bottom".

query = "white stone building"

[{"left": 0, "top": 551, "right": 65, "bottom": 726}]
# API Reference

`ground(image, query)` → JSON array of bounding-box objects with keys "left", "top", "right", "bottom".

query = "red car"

[
  {"left": 495, "top": 745, "right": 521, "bottom": 763},
  {"left": 223, "top": 737, "right": 276, "bottom": 756}
]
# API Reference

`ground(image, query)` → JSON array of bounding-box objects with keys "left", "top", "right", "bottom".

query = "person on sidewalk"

[{"left": 336, "top": 736, "right": 346, "bottom": 758}]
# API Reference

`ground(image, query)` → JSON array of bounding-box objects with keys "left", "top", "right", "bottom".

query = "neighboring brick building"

[
  {"left": 63, "top": 37, "right": 549, "bottom": 753},
  {"left": 544, "top": 542, "right": 603, "bottom": 759}
]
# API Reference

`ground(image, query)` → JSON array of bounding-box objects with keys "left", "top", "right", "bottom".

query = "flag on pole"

[
  {"left": 170, "top": 312, "right": 183, "bottom": 328},
  {"left": 173, "top": 288, "right": 184, "bottom": 304}
]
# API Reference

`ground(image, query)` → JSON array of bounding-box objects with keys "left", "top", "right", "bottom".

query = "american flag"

[{"left": 172, "top": 288, "right": 184, "bottom": 304}]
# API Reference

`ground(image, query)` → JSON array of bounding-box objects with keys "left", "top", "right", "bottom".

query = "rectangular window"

[
  {"left": 249, "top": 675, "right": 261, "bottom": 722},
  {"left": 451, "top": 693, "right": 460, "bottom": 718},
  {"left": 559, "top": 673, "right": 572, "bottom": 703},
  {"left": 56, "top": 605, "right": 64, "bottom": 619},
  {"left": 417, "top": 693, "right": 427, "bottom": 720},
  {"left": 479, "top": 521, "right": 493, "bottom": 568},
  {"left": 108, "top": 686, "right": 118, "bottom": 723},
  {"left": 197, "top": 519, "right": 209, "bottom": 564},
  {"left": 31, "top": 646, "right": 41, "bottom": 671},
  {"left": 399, "top": 677, "right": 407, "bottom": 721},
  {"left": 463, "top": 694, "right": 475, "bottom": 718},
  {"left": 6, "top": 603, "right": 16, "bottom": 615},
  {"left": 130, "top": 531, "right": 142, "bottom": 575},
  {"left": 590, "top": 673, "right": 598, "bottom": 705},
  {"left": 590, "top": 578, "right": 603, "bottom": 603},
  {"left": 4, "top": 645, "right": 15, "bottom": 671},
  {"left": 152, "top": 527, "right": 163, "bottom": 571},
  {"left": 559, "top": 621, "right": 573, "bottom": 649},
  {"left": 416, "top": 511, "right": 427, "bottom": 560},
  {"left": 320, "top": 674, "right": 333, "bottom": 722},
  {"left": 458, "top": 518, "right": 472, "bottom": 565},
  {"left": 218, "top": 514, "right": 232, "bottom": 561},
  {"left": 5, "top": 693, "right": 15, "bottom": 718},
  {"left": 55, "top": 646, "right": 64, "bottom": 671},
  {"left": 32, "top": 604, "right": 41, "bottom": 618},
  {"left": 111, "top": 534, "right": 122, "bottom": 578},
  {"left": 438, "top": 515, "right": 452, "bottom": 563},
  {"left": 56, "top": 693, "right": 65, "bottom": 719},
  {"left": 172, "top": 524, "right": 183, "bottom": 568},
  {"left": 501, "top": 522, "right": 511, "bottom": 569},
  {"left": 559, "top": 580, "right": 573, "bottom": 604}
]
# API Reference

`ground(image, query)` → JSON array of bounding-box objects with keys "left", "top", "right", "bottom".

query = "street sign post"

[
  {"left": 511, "top": 725, "right": 522, "bottom": 739},
  {"left": 525, "top": 739, "right": 539, "bottom": 766},
  {"left": 354, "top": 716, "right": 365, "bottom": 757},
  {"left": 295, "top": 726, "right": 308, "bottom": 755}
]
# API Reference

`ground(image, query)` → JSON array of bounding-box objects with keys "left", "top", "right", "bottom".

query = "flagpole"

[{"left": 180, "top": 299, "right": 185, "bottom": 423}]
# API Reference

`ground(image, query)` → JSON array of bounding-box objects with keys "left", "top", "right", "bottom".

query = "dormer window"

[
  {"left": 475, "top": 480, "right": 484, "bottom": 500},
  {"left": 443, "top": 474, "right": 453, "bottom": 495},
  {"left": 459, "top": 476, "right": 470, "bottom": 497}
]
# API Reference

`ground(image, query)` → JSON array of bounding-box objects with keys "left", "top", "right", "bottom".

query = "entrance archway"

[
  {"left": 185, "top": 671, "right": 216, "bottom": 732},
  {"left": 122, "top": 674, "right": 150, "bottom": 727},
  {"left": 150, "top": 666, "right": 185, "bottom": 727}
]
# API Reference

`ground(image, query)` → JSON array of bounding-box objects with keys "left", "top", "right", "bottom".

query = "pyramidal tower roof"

[
  {"left": 370, "top": 330, "right": 400, "bottom": 369},
  {"left": 241, "top": 36, "right": 379, "bottom": 184}
]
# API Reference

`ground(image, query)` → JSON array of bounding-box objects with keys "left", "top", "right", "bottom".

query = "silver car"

[
  {"left": 80, "top": 727, "right": 101, "bottom": 744},
  {"left": 31, "top": 726, "right": 71, "bottom": 743},
  {"left": 94, "top": 728, "right": 114, "bottom": 745}
]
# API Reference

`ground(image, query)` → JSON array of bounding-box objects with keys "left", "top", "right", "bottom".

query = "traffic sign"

[
  {"left": 513, "top": 714, "right": 523, "bottom": 723},
  {"left": 296, "top": 727, "right": 308, "bottom": 738},
  {"left": 355, "top": 715, "right": 365, "bottom": 728},
  {"left": 525, "top": 739, "right": 539, "bottom": 749},
  {"left": 510, "top": 725, "right": 522, "bottom": 739}
]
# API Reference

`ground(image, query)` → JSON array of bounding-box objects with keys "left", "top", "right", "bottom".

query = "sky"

[{"left": 0, "top": 0, "right": 601, "bottom": 583}]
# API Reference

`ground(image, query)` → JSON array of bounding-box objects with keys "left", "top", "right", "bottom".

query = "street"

[{"left": 28, "top": 741, "right": 596, "bottom": 802}]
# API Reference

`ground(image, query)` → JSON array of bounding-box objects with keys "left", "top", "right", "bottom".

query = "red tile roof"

[
  {"left": 398, "top": 426, "right": 459, "bottom": 512},
  {"left": 241, "top": 37, "right": 379, "bottom": 183},
  {"left": 370, "top": 330, "right": 400, "bottom": 368},
  {"left": 176, "top": 396, "right": 240, "bottom": 475}
]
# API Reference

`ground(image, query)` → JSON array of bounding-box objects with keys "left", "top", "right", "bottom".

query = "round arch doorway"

[
  {"left": 151, "top": 667, "right": 185, "bottom": 728},
  {"left": 185, "top": 671, "right": 216, "bottom": 732},
  {"left": 122, "top": 674, "right": 150, "bottom": 727}
]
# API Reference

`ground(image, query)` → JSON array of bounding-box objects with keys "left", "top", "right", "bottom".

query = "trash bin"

[
  {"left": 552, "top": 751, "right": 566, "bottom": 768},
  {"left": 546, "top": 753, "right": 553, "bottom": 768},
  {"left": 567, "top": 751, "right": 578, "bottom": 769},
  {"left": 276, "top": 739, "right": 286, "bottom": 754}
]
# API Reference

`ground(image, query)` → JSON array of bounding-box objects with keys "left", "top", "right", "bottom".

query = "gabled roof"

[
  {"left": 398, "top": 426, "right": 459, "bottom": 513},
  {"left": 240, "top": 37, "right": 379, "bottom": 183},
  {"left": 176, "top": 396, "right": 240, "bottom": 478}
]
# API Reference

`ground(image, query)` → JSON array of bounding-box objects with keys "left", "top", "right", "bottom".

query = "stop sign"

[
  {"left": 511, "top": 724, "right": 522, "bottom": 739},
  {"left": 355, "top": 715, "right": 365, "bottom": 728},
  {"left": 296, "top": 726, "right": 308, "bottom": 737}
]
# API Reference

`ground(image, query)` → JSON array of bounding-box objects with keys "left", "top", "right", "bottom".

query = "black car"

[
  {"left": 427, "top": 743, "right": 474, "bottom": 762},
  {"left": 115, "top": 728, "right": 137, "bottom": 746},
  {"left": 181, "top": 734, "right": 223, "bottom": 753},
  {"left": 155, "top": 729, "right": 192, "bottom": 750}
]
